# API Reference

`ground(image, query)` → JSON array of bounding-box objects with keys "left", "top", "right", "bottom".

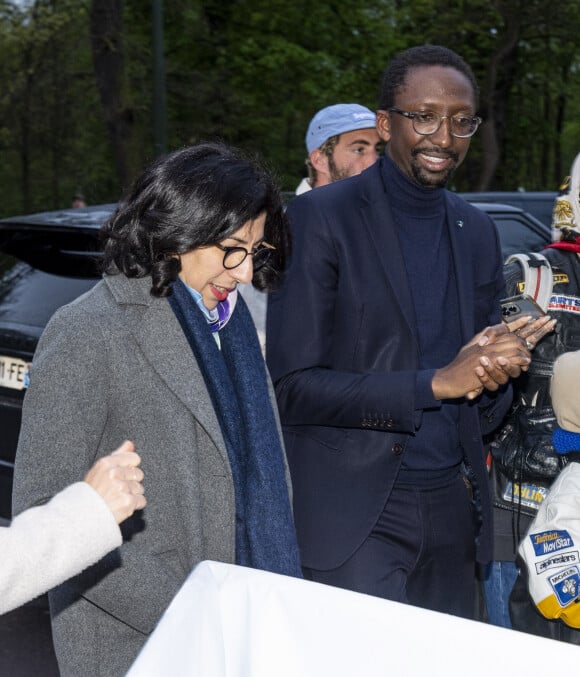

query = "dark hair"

[
  {"left": 100, "top": 142, "right": 290, "bottom": 297},
  {"left": 378, "top": 45, "right": 479, "bottom": 111}
]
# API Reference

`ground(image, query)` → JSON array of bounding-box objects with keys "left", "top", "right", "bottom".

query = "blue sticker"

[
  {"left": 529, "top": 530, "right": 574, "bottom": 556},
  {"left": 503, "top": 481, "right": 548, "bottom": 510},
  {"left": 549, "top": 567, "right": 580, "bottom": 607}
]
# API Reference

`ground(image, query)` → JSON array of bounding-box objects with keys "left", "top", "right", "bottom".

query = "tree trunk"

[
  {"left": 477, "top": 2, "right": 521, "bottom": 190},
  {"left": 90, "top": 0, "right": 131, "bottom": 191},
  {"left": 553, "top": 63, "right": 569, "bottom": 188},
  {"left": 19, "top": 53, "right": 33, "bottom": 214}
]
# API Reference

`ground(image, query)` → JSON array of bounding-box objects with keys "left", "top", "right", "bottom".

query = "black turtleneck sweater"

[{"left": 381, "top": 155, "right": 463, "bottom": 483}]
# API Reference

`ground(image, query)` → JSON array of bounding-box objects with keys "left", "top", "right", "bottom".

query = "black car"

[
  {"left": 460, "top": 191, "right": 558, "bottom": 229},
  {"left": 0, "top": 205, "right": 114, "bottom": 517},
  {"left": 0, "top": 200, "right": 552, "bottom": 519},
  {"left": 469, "top": 202, "right": 552, "bottom": 259}
]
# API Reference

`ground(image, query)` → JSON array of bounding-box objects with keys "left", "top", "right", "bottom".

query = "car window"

[
  {"left": 460, "top": 192, "right": 557, "bottom": 228},
  {"left": 513, "top": 200, "right": 555, "bottom": 229},
  {"left": 491, "top": 214, "right": 549, "bottom": 259}
]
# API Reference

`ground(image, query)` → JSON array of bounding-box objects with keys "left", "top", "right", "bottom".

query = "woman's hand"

[{"left": 84, "top": 441, "right": 146, "bottom": 524}]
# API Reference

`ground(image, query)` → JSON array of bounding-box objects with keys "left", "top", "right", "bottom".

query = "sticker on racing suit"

[
  {"left": 529, "top": 529, "right": 574, "bottom": 557},
  {"left": 548, "top": 294, "right": 580, "bottom": 314},
  {"left": 502, "top": 481, "right": 548, "bottom": 511},
  {"left": 535, "top": 551, "right": 580, "bottom": 575},
  {"left": 549, "top": 566, "right": 580, "bottom": 607}
]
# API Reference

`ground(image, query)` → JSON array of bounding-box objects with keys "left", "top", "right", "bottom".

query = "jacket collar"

[
  {"left": 358, "top": 161, "right": 418, "bottom": 344},
  {"left": 358, "top": 160, "right": 475, "bottom": 344},
  {"left": 103, "top": 274, "right": 229, "bottom": 464}
]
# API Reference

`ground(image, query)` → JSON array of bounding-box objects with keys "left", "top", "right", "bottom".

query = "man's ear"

[
  {"left": 310, "top": 148, "right": 330, "bottom": 176},
  {"left": 376, "top": 110, "right": 391, "bottom": 143}
]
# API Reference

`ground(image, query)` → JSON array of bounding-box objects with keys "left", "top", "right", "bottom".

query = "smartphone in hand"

[{"left": 500, "top": 294, "right": 547, "bottom": 323}]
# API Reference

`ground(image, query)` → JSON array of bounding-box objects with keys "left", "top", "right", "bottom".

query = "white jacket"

[
  {"left": 519, "top": 462, "right": 580, "bottom": 628},
  {"left": 0, "top": 482, "right": 121, "bottom": 615}
]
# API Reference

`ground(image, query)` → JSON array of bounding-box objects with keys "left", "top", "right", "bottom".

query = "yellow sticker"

[{"left": 553, "top": 273, "right": 569, "bottom": 286}]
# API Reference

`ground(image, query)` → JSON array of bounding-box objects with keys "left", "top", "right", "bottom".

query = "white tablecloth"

[{"left": 128, "top": 560, "right": 578, "bottom": 676}]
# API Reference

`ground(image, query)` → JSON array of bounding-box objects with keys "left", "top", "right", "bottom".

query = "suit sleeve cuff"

[{"left": 415, "top": 369, "right": 440, "bottom": 409}]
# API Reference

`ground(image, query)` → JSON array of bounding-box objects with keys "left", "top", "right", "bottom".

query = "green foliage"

[
  {"left": 159, "top": 0, "right": 404, "bottom": 187},
  {"left": 0, "top": 0, "right": 579, "bottom": 216},
  {"left": 0, "top": 0, "right": 110, "bottom": 214}
]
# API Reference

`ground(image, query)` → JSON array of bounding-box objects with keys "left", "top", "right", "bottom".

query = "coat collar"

[
  {"left": 103, "top": 274, "right": 229, "bottom": 464},
  {"left": 443, "top": 191, "right": 478, "bottom": 342},
  {"left": 358, "top": 162, "right": 417, "bottom": 344}
]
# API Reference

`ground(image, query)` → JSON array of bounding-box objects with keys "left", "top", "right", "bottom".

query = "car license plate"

[{"left": 0, "top": 354, "right": 29, "bottom": 391}]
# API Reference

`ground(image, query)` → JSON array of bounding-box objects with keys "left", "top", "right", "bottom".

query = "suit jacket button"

[
  {"left": 392, "top": 443, "right": 403, "bottom": 456},
  {"left": 386, "top": 419, "right": 394, "bottom": 429}
]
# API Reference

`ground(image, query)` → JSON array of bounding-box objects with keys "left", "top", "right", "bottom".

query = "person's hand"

[
  {"left": 432, "top": 324, "right": 531, "bottom": 400},
  {"left": 83, "top": 441, "right": 146, "bottom": 524},
  {"left": 465, "top": 315, "right": 556, "bottom": 399},
  {"left": 475, "top": 315, "right": 555, "bottom": 350},
  {"left": 504, "top": 314, "right": 556, "bottom": 351}
]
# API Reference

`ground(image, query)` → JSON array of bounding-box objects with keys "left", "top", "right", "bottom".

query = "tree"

[
  {"left": 90, "top": 0, "right": 132, "bottom": 190},
  {"left": 1, "top": 0, "right": 580, "bottom": 215}
]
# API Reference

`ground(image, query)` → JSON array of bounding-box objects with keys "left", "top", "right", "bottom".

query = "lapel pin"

[{"left": 456, "top": 220, "right": 464, "bottom": 228}]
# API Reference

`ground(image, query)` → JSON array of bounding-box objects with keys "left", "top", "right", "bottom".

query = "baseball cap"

[{"left": 305, "top": 104, "right": 377, "bottom": 154}]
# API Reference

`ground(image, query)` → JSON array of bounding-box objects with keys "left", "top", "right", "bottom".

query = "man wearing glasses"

[{"left": 267, "top": 45, "right": 551, "bottom": 619}]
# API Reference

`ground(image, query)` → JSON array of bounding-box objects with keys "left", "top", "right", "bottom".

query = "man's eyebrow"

[{"left": 346, "top": 138, "right": 374, "bottom": 147}]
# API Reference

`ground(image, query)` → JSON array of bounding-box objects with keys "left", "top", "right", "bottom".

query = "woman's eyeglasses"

[{"left": 215, "top": 242, "right": 276, "bottom": 271}]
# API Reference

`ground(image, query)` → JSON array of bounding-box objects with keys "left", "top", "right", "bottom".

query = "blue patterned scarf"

[{"left": 168, "top": 278, "right": 302, "bottom": 577}]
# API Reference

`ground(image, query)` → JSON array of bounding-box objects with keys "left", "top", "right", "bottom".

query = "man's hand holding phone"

[
  {"left": 464, "top": 299, "right": 557, "bottom": 399},
  {"left": 499, "top": 294, "right": 556, "bottom": 350}
]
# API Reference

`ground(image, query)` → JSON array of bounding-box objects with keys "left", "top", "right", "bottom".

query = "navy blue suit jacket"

[{"left": 266, "top": 159, "right": 511, "bottom": 569}]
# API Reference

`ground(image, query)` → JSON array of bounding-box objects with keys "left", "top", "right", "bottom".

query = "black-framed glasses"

[
  {"left": 388, "top": 108, "right": 482, "bottom": 138},
  {"left": 214, "top": 241, "right": 276, "bottom": 271}
]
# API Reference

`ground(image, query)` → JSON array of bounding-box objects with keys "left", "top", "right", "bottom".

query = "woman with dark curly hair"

[{"left": 12, "top": 142, "right": 301, "bottom": 676}]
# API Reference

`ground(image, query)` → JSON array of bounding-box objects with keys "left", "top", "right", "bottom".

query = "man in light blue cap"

[
  {"left": 244, "top": 104, "right": 379, "bottom": 350},
  {"left": 296, "top": 103, "right": 381, "bottom": 194}
]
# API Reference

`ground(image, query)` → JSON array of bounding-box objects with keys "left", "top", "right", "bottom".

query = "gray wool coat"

[{"left": 12, "top": 273, "right": 290, "bottom": 677}]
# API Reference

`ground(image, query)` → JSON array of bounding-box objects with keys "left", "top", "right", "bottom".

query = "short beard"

[
  {"left": 410, "top": 148, "right": 459, "bottom": 189},
  {"left": 328, "top": 154, "right": 351, "bottom": 183}
]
